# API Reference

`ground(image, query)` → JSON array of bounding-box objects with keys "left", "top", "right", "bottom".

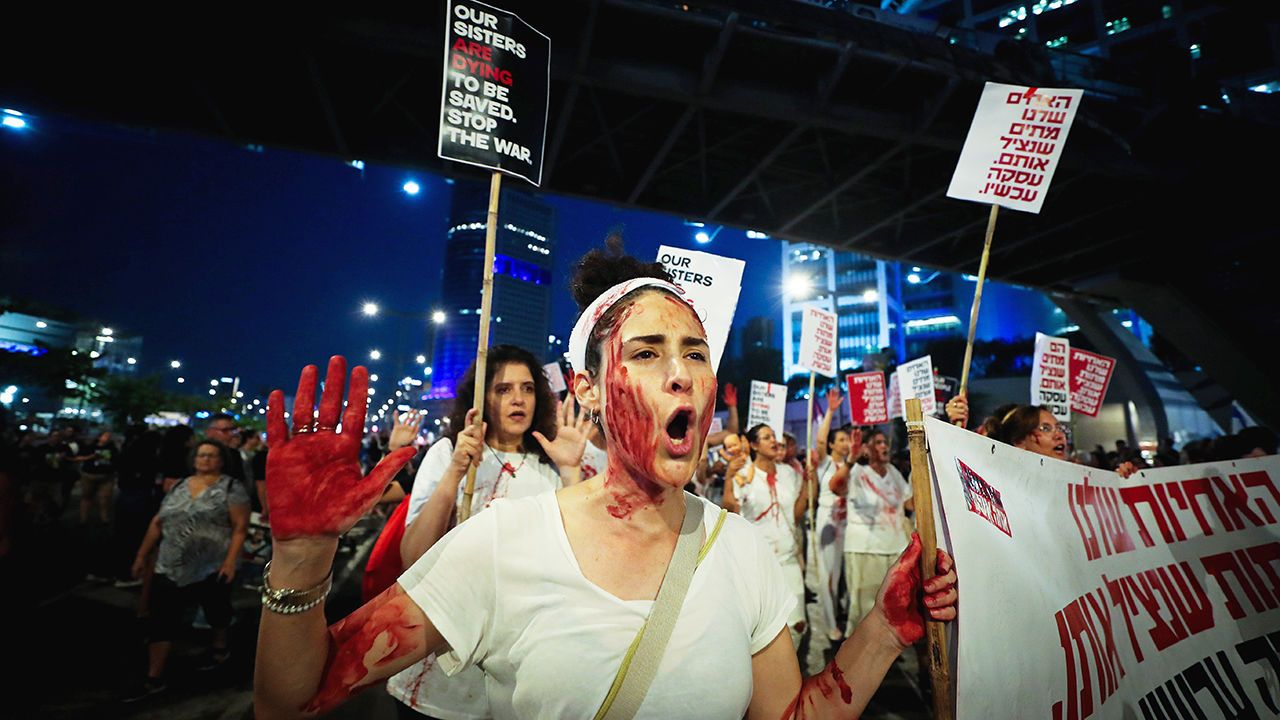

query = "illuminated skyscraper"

[{"left": 428, "top": 182, "right": 556, "bottom": 399}]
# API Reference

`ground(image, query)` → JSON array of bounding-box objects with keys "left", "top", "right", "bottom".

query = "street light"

[
  {"left": 362, "top": 302, "right": 379, "bottom": 317},
  {"left": 370, "top": 349, "right": 382, "bottom": 361},
  {"left": 786, "top": 274, "right": 812, "bottom": 299},
  {"left": 170, "top": 360, "right": 182, "bottom": 369},
  {"left": 101, "top": 327, "right": 113, "bottom": 336},
  {"left": 416, "top": 355, "right": 427, "bottom": 364},
  {"left": 432, "top": 310, "right": 447, "bottom": 325},
  {"left": 403, "top": 180, "right": 421, "bottom": 196}
]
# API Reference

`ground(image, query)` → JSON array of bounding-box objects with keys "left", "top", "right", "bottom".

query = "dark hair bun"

[{"left": 570, "top": 232, "right": 673, "bottom": 311}]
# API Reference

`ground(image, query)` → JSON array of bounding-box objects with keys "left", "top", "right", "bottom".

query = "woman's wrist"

[{"left": 271, "top": 537, "right": 338, "bottom": 588}]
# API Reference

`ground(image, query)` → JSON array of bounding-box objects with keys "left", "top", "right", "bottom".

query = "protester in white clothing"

[
  {"left": 390, "top": 344, "right": 590, "bottom": 720},
  {"left": 807, "top": 386, "right": 859, "bottom": 645},
  {"left": 735, "top": 422, "right": 808, "bottom": 649},
  {"left": 254, "top": 243, "right": 957, "bottom": 720},
  {"left": 840, "top": 428, "right": 914, "bottom": 636}
]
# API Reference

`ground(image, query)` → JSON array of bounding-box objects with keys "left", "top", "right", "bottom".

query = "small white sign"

[
  {"left": 747, "top": 380, "right": 787, "bottom": 439},
  {"left": 542, "top": 362, "right": 566, "bottom": 394},
  {"left": 1031, "top": 332, "right": 1071, "bottom": 422},
  {"left": 897, "top": 355, "right": 937, "bottom": 418},
  {"left": 947, "top": 82, "right": 1084, "bottom": 214},
  {"left": 657, "top": 245, "right": 745, "bottom": 372},
  {"left": 797, "top": 306, "right": 838, "bottom": 378}
]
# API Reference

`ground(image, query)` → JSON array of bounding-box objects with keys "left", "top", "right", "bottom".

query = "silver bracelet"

[{"left": 261, "top": 560, "right": 332, "bottom": 615}]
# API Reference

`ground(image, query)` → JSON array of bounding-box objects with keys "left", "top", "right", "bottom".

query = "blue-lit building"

[
  {"left": 781, "top": 241, "right": 1060, "bottom": 381},
  {"left": 428, "top": 183, "right": 556, "bottom": 399}
]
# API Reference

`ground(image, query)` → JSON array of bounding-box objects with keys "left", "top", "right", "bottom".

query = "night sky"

[{"left": 1, "top": 112, "right": 785, "bottom": 403}]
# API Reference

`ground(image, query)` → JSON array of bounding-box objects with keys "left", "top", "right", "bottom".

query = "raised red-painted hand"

[
  {"left": 722, "top": 382, "right": 738, "bottom": 408},
  {"left": 874, "top": 532, "right": 958, "bottom": 647},
  {"left": 266, "top": 356, "right": 416, "bottom": 540}
]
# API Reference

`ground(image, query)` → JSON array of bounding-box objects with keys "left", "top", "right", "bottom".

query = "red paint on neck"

[{"left": 780, "top": 660, "right": 855, "bottom": 719}]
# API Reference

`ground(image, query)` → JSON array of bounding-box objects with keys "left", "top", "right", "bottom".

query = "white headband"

[{"left": 567, "top": 277, "right": 692, "bottom": 374}]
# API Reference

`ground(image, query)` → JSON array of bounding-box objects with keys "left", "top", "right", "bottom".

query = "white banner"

[
  {"left": 926, "top": 416, "right": 1280, "bottom": 720},
  {"left": 798, "top": 306, "right": 838, "bottom": 378},
  {"left": 947, "top": 82, "right": 1083, "bottom": 214},
  {"left": 747, "top": 380, "right": 787, "bottom": 439},
  {"left": 657, "top": 245, "right": 745, "bottom": 373},
  {"left": 1032, "top": 332, "right": 1071, "bottom": 422},
  {"left": 897, "top": 355, "right": 937, "bottom": 418}
]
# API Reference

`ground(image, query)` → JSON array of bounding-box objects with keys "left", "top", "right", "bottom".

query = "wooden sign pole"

[
  {"left": 459, "top": 171, "right": 503, "bottom": 523},
  {"left": 905, "top": 398, "right": 952, "bottom": 720},
  {"left": 957, "top": 204, "right": 1000, "bottom": 402},
  {"left": 805, "top": 371, "right": 817, "bottom": 563}
]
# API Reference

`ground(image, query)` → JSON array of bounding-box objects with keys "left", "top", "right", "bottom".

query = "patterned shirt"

[{"left": 154, "top": 475, "right": 249, "bottom": 586}]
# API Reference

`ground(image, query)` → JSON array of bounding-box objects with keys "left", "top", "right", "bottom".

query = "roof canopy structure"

[{"left": 4, "top": 1, "right": 1277, "bottom": 425}]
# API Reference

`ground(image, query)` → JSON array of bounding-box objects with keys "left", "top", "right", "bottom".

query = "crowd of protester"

[{"left": 0, "top": 310, "right": 1275, "bottom": 715}]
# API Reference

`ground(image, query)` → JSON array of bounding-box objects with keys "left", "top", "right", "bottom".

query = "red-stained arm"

[
  {"left": 828, "top": 462, "right": 849, "bottom": 497},
  {"left": 255, "top": 542, "right": 446, "bottom": 719},
  {"left": 748, "top": 534, "right": 958, "bottom": 719}
]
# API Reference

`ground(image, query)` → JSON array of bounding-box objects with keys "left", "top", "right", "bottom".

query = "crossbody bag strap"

[{"left": 595, "top": 496, "right": 729, "bottom": 720}]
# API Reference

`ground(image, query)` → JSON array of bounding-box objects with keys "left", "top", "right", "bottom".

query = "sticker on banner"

[{"left": 956, "top": 458, "right": 1012, "bottom": 537}]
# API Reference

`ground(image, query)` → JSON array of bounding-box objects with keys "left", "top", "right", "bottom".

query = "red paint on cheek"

[
  {"left": 601, "top": 305, "right": 664, "bottom": 519},
  {"left": 780, "top": 660, "right": 854, "bottom": 719},
  {"left": 304, "top": 585, "right": 425, "bottom": 714}
]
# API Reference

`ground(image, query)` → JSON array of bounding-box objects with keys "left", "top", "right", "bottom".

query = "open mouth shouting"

[{"left": 663, "top": 406, "right": 696, "bottom": 457}]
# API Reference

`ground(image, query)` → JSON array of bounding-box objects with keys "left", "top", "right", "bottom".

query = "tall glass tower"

[{"left": 428, "top": 182, "right": 556, "bottom": 399}]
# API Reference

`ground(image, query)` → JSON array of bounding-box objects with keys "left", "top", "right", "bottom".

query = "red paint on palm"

[
  {"left": 781, "top": 660, "right": 854, "bottom": 718},
  {"left": 723, "top": 382, "right": 738, "bottom": 407},
  {"left": 266, "top": 356, "right": 416, "bottom": 539},
  {"left": 304, "top": 584, "right": 425, "bottom": 714},
  {"left": 877, "top": 532, "right": 926, "bottom": 646}
]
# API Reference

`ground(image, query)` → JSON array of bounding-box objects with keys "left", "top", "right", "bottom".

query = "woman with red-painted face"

[
  {"left": 389, "top": 344, "right": 591, "bottom": 720},
  {"left": 253, "top": 243, "right": 958, "bottom": 720},
  {"left": 734, "top": 422, "right": 809, "bottom": 650}
]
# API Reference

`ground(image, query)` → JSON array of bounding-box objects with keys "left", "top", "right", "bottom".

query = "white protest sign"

[
  {"left": 1032, "top": 332, "right": 1071, "bottom": 421},
  {"left": 797, "top": 306, "right": 838, "bottom": 378},
  {"left": 542, "top": 362, "right": 566, "bottom": 394},
  {"left": 925, "top": 416, "right": 1280, "bottom": 720},
  {"left": 657, "top": 245, "right": 744, "bottom": 372},
  {"left": 747, "top": 380, "right": 787, "bottom": 438},
  {"left": 439, "top": 0, "right": 551, "bottom": 185},
  {"left": 896, "top": 355, "right": 936, "bottom": 418},
  {"left": 887, "top": 371, "right": 903, "bottom": 420},
  {"left": 708, "top": 416, "right": 723, "bottom": 436},
  {"left": 947, "top": 82, "right": 1084, "bottom": 214}
]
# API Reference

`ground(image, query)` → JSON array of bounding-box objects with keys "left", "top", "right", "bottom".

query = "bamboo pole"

[
  {"left": 459, "top": 171, "right": 503, "bottom": 523},
  {"left": 905, "top": 398, "right": 952, "bottom": 720},
  {"left": 805, "top": 372, "right": 817, "bottom": 563},
  {"left": 957, "top": 204, "right": 1000, "bottom": 411}
]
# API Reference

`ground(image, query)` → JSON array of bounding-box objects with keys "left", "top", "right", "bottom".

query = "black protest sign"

[{"left": 438, "top": 0, "right": 550, "bottom": 186}]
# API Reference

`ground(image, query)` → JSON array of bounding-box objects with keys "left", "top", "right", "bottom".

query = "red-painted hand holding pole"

[{"left": 266, "top": 356, "right": 417, "bottom": 540}]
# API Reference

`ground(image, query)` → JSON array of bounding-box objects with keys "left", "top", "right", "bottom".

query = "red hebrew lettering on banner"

[
  {"left": 1069, "top": 348, "right": 1116, "bottom": 417},
  {"left": 924, "top": 416, "right": 1280, "bottom": 720}
]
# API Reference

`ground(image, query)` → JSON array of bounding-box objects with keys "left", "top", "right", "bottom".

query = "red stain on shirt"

[{"left": 752, "top": 471, "right": 781, "bottom": 523}]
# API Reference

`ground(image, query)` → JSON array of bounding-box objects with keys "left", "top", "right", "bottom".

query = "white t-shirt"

[
  {"left": 843, "top": 463, "right": 912, "bottom": 555},
  {"left": 387, "top": 438, "right": 561, "bottom": 719},
  {"left": 735, "top": 461, "right": 802, "bottom": 561},
  {"left": 815, "top": 456, "right": 846, "bottom": 509},
  {"left": 397, "top": 492, "right": 795, "bottom": 720}
]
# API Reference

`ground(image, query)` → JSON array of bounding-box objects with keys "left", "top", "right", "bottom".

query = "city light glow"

[
  {"left": 695, "top": 231, "right": 711, "bottom": 244},
  {"left": 170, "top": 360, "right": 182, "bottom": 368},
  {"left": 862, "top": 289, "right": 879, "bottom": 303},
  {"left": 432, "top": 310, "right": 447, "bottom": 325},
  {"left": 362, "top": 302, "right": 379, "bottom": 317},
  {"left": 370, "top": 349, "right": 382, "bottom": 360},
  {"left": 416, "top": 355, "right": 427, "bottom": 364},
  {"left": 403, "top": 181, "right": 421, "bottom": 195},
  {"left": 786, "top": 274, "right": 812, "bottom": 298},
  {"left": 1, "top": 116, "right": 26, "bottom": 130}
]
